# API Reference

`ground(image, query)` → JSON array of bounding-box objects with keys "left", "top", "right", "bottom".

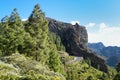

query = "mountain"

[
  {"left": 107, "top": 56, "right": 120, "bottom": 67},
  {"left": 88, "top": 42, "right": 120, "bottom": 67},
  {"left": 47, "top": 18, "right": 108, "bottom": 72},
  {"left": 101, "top": 46, "right": 120, "bottom": 67},
  {"left": 101, "top": 46, "right": 120, "bottom": 58},
  {"left": 88, "top": 42, "right": 105, "bottom": 54}
]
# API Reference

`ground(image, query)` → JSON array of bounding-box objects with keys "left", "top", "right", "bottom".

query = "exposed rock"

[{"left": 47, "top": 18, "right": 108, "bottom": 73}]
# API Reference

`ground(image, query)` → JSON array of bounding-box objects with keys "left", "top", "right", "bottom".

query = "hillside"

[
  {"left": 0, "top": 53, "right": 116, "bottom": 80},
  {"left": 0, "top": 53, "right": 66, "bottom": 80}
]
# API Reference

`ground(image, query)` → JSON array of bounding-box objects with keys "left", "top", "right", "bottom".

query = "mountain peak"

[{"left": 88, "top": 42, "right": 105, "bottom": 50}]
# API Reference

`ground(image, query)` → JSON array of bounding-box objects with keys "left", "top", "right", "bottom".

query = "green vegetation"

[
  {"left": 0, "top": 53, "right": 65, "bottom": 80},
  {"left": 0, "top": 8, "right": 25, "bottom": 56},
  {"left": 113, "top": 63, "right": 120, "bottom": 80},
  {"left": 49, "top": 32, "right": 66, "bottom": 51},
  {"left": 0, "top": 3, "right": 119, "bottom": 80},
  {"left": 62, "top": 55, "right": 115, "bottom": 80}
]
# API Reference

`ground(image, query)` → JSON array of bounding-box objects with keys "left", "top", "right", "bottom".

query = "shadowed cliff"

[{"left": 47, "top": 18, "right": 108, "bottom": 73}]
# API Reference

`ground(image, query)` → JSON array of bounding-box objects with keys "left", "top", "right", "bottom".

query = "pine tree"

[
  {"left": 25, "top": 4, "right": 48, "bottom": 62},
  {"left": 47, "top": 44, "right": 61, "bottom": 72},
  {"left": 9, "top": 8, "right": 23, "bottom": 27},
  {"left": 1, "top": 16, "right": 9, "bottom": 23},
  {"left": 0, "top": 16, "right": 10, "bottom": 55},
  {"left": 25, "top": 4, "right": 65, "bottom": 74},
  {"left": 48, "top": 32, "right": 66, "bottom": 51},
  {"left": 0, "top": 9, "right": 24, "bottom": 56}
]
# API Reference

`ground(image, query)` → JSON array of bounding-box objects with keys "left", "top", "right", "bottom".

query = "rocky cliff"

[{"left": 47, "top": 18, "right": 108, "bottom": 73}]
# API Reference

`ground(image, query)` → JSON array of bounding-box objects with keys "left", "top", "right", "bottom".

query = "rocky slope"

[{"left": 47, "top": 18, "right": 108, "bottom": 73}]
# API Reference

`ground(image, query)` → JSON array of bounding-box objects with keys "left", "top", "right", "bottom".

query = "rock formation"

[{"left": 47, "top": 18, "right": 108, "bottom": 73}]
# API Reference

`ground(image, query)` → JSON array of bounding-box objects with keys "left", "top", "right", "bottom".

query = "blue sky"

[{"left": 0, "top": 0, "right": 120, "bottom": 46}]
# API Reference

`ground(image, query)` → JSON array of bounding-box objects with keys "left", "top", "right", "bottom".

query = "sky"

[{"left": 0, "top": 0, "right": 120, "bottom": 46}]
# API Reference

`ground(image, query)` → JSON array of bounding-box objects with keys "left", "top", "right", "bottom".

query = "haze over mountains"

[{"left": 88, "top": 42, "right": 120, "bottom": 67}]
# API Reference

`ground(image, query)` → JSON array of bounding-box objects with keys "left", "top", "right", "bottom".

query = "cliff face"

[{"left": 47, "top": 18, "right": 108, "bottom": 73}]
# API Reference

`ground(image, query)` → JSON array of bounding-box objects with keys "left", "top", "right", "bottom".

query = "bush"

[{"left": 0, "top": 53, "right": 66, "bottom": 80}]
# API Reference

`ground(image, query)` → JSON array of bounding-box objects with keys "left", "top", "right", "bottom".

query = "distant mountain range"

[{"left": 88, "top": 42, "right": 120, "bottom": 67}]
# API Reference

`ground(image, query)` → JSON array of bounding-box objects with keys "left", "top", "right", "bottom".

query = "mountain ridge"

[{"left": 88, "top": 42, "right": 120, "bottom": 67}]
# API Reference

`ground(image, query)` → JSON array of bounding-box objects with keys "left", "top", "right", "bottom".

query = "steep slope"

[{"left": 47, "top": 18, "right": 108, "bottom": 73}]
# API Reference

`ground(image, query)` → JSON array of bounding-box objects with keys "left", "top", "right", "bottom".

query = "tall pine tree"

[
  {"left": 9, "top": 8, "right": 23, "bottom": 27},
  {"left": 25, "top": 4, "right": 65, "bottom": 74},
  {"left": 0, "top": 8, "right": 24, "bottom": 55},
  {"left": 25, "top": 4, "right": 49, "bottom": 62}
]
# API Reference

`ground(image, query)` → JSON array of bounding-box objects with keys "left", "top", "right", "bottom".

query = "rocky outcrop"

[{"left": 47, "top": 18, "right": 108, "bottom": 73}]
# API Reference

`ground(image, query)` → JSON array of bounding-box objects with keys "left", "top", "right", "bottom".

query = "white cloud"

[
  {"left": 99, "top": 23, "right": 107, "bottom": 30},
  {"left": 22, "top": 18, "right": 27, "bottom": 21},
  {"left": 88, "top": 23, "right": 120, "bottom": 46},
  {"left": 70, "top": 21, "right": 80, "bottom": 25},
  {"left": 86, "top": 22, "right": 96, "bottom": 28}
]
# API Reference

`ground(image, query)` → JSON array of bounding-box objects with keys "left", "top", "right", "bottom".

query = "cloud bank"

[
  {"left": 85, "top": 22, "right": 96, "bottom": 28},
  {"left": 88, "top": 23, "right": 120, "bottom": 46}
]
